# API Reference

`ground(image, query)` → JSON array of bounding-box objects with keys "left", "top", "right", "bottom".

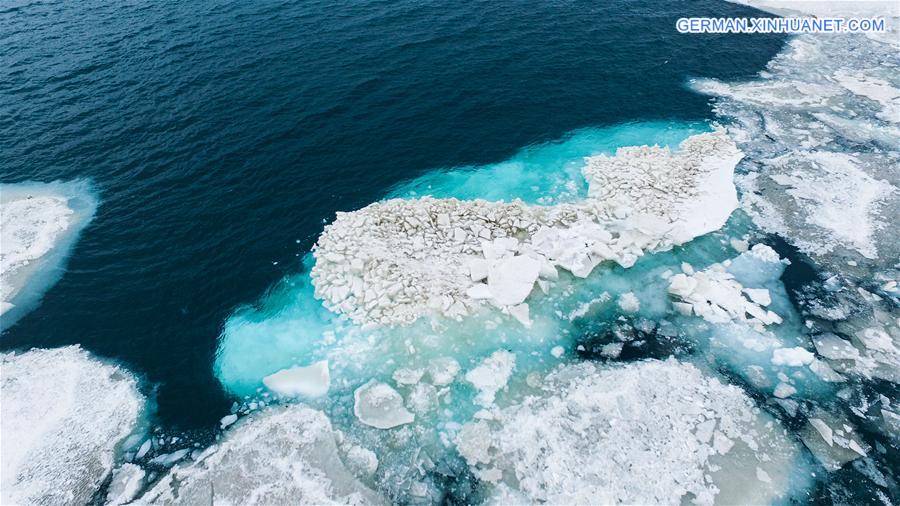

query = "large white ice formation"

[
  {"left": 0, "top": 180, "right": 98, "bottom": 330},
  {"left": 455, "top": 359, "right": 804, "bottom": 505},
  {"left": 140, "top": 405, "right": 386, "bottom": 505},
  {"left": 311, "top": 130, "right": 742, "bottom": 326},
  {"left": 0, "top": 346, "right": 145, "bottom": 505}
]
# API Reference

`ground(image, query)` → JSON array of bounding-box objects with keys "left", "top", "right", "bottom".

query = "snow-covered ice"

[
  {"left": 106, "top": 463, "right": 145, "bottom": 506},
  {"left": 0, "top": 180, "right": 98, "bottom": 330},
  {"left": 0, "top": 346, "right": 145, "bottom": 505},
  {"left": 141, "top": 405, "right": 386, "bottom": 505},
  {"left": 456, "top": 359, "right": 806, "bottom": 505},
  {"left": 694, "top": 7, "right": 899, "bottom": 267}
]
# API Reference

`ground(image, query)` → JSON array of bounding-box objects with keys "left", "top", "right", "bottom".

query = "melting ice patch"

[
  {"left": 0, "top": 346, "right": 146, "bottom": 505},
  {"left": 0, "top": 180, "right": 98, "bottom": 330}
]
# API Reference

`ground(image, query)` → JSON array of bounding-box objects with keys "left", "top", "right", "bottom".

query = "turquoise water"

[
  {"left": 388, "top": 121, "right": 710, "bottom": 204},
  {"left": 215, "top": 121, "right": 711, "bottom": 395}
]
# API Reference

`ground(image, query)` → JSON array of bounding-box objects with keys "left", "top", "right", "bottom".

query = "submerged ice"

[{"left": 0, "top": 180, "right": 98, "bottom": 330}]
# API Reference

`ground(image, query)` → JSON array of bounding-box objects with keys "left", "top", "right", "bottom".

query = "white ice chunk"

[
  {"left": 617, "top": 292, "right": 641, "bottom": 314},
  {"left": 465, "top": 350, "right": 516, "bottom": 407},
  {"left": 262, "top": 360, "right": 330, "bottom": 398},
  {"left": 392, "top": 368, "right": 424, "bottom": 385},
  {"left": 743, "top": 288, "right": 772, "bottom": 306},
  {"left": 773, "top": 382, "right": 797, "bottom": 398},
  {"left": 487, "top": 255, "right": 541, "bottom": 306},
  {"left": 771, "top": 347, "right": 815, "bottom": 367},
  {"left": 427, "top": 357, "right": 460, "bottom": 386}
]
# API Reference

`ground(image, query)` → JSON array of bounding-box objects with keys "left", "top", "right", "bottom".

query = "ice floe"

[
  {"left": 140, "top": 405, "right": 385, "bottom": 505},
  {"left": 0, "top": 346, "right": 145, "bottom": 505},
  {"left": 668, "top": 245, "right": 784, "bottom": 329},
  {"left": 0, "top": 180, "right": 98, "bottom": 330},
  {"left": 455, "top": 359, "right": 806, "bottom": 505},
  {"left": 353, "top": 380, "right": 415, "bottom": 429},
  {"left": 311, "top": 130, "right": 742, "bottom": 326}
]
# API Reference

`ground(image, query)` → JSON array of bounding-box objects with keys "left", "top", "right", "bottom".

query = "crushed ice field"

[{"left": 2, "top": 3, "right": 900, "bottom": 506}]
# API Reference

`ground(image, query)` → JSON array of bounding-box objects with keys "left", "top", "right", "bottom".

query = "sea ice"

[
  {"left": 0, "top": 346, "right": 145, "bottom": 505},
  {"left": 667, "top": 245, "right": 784, "bottom": 330},
  {"left": 456, "top": 359, "right": 805, "bottom": 505},
  {"left": 311, "top": 130, "right": 742, "bottom": 326},
  {"left": 353, "top": 380, "right": 415, "bottom": 429},
  {"left": 693, "top": 14, "right": 899, "bottom": 269},
  {"left": 106, "top": 463, "right": 145, "bottom": 506},
  {"left": 141, "top": 405, "right": 386, "bottom": 504},
  {"left": 263, "top": 360, "right": 331, "bottom": 398},
  {"left": 0, "top": 180, "right": 98, "bottom": 330}
]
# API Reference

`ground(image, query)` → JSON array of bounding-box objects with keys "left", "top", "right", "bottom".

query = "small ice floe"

[
  {"left": 668, "top": 245, "right": 784, "bottom": 329},
  {"left": 141, "top": 405, "right": 386, "bottom": 504},
  {"left": 617, "top": 292, "right": 641, "bottom": 314},
  {"left": 219, "top": 414, "right": 238, "bottom": 429},
  {"left": 135, "top": 439, "right": 153, "bottom": 460},
  {"left": 262, "top": 360, "right": 330, "bottom": 398},
  {"left": 392, "top": 367, "right": 425, "bottom": 385},
  {"left": 342, "top": 444, "right": 379, "bottom": 479},
  {"left": 353, "top": 380, "right": 415, "bottom": 429},
  {"left": 771, "top": 347, "right": 815, "bottom": 367},
  {"left": 0, "top": 346, "right": 145, "bottom": 505},
  {"left": 149, "top": 448, "right": 191, "bottom": 467},
  {"left": 455, "top": 359, "right": 805, "bottom": 504}
]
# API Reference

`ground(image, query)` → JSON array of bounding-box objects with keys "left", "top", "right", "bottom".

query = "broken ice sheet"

[{"left": 455, "top": 359, "right": 812, "bottom": 505}]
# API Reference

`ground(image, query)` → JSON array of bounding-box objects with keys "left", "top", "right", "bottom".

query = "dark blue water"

[{"left": 0, "top": 0, "right": 786, "bottom": 430}]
